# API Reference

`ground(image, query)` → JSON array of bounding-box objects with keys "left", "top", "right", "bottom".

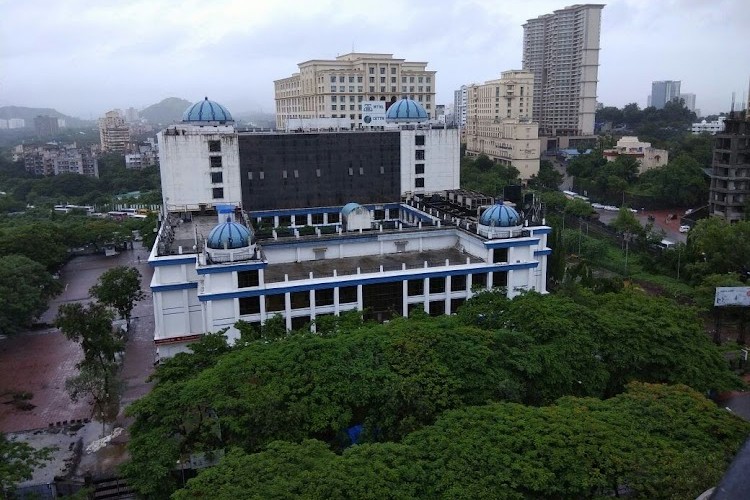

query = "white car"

[{"left": 679, "top": 225, "right": 690, "bottom": 233}]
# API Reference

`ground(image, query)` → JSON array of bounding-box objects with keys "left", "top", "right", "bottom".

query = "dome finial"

[{"left": 205, "top": 96, "right": 209, "bottom": 101}]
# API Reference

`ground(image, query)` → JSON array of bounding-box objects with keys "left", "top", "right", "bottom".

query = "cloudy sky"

[{"left": 1, "top": 0, "right": 748, "bottom": 119}]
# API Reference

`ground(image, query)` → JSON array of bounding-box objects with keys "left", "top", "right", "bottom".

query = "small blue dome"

[
  {"left": 182, "top": 97, "right": 233, "bottom": 123},
  {"left": 341, "top": 202, "right": 363, "bottom": 217},
  {"left": 479, "top": 204, "right": 521, "bottom": 227},
  {"left": 206, "top": 218, "right": 252, "bottom": 249},
  {"left": 386, "top": 98, "right": 428, "bottom": 122}
]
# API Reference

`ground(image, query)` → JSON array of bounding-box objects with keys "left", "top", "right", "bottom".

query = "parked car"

[{"left": 679, "top": 225, "right": 690, "bottom": 233}]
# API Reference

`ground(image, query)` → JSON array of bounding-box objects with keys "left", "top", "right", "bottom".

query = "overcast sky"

[{"left": 1, "top": 0, "right": 748, "bottom": 119}]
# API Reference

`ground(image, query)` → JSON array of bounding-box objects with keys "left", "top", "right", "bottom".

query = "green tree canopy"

[
  {"left": 123, "top": 290, "right": 741, "bottom": 497},
  {"left": 174, "top": 384, "right": 750, "bottom": 500},
  {"left": 0, "top": 433, "right": 55, "bottom": 495},
  {"left": 89, "top": 266, "right": 146, "bottom": 325},
  {"left": 0, "top": 254, "right": 61, "bottom": 334}
]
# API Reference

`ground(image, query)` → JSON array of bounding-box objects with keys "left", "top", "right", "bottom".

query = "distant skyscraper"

[
  {"left": 679, "top": 93, "right": 696, "bottom": 112},
  {"left": 522, "top": 4, "right": 604, "bottom": 137},
  {"left": 99, "top": 110, "right": 130, "bottom": 153},
  {"left": 650, "top": 81, "right": 681, "bottom": 109},
  {"left": 453, "top": 85, "right": 467, "bottom": 127},
  {"left": 34, "top": 115, "right": 59, "bottom": 138}
]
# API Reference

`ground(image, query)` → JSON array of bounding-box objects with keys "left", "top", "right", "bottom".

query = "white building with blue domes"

[{"left": 149, "top": 97, "right": 550, "bottom": 358}]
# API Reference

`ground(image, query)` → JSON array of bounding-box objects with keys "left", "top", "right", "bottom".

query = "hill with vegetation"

[
  {"left": 0, "top": 106, "right": 91, "bottom": 128},
  {"left": 139, "top": 97, "right": 192, "bottom": 125}
]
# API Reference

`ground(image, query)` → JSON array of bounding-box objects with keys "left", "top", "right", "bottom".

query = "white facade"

[
  {"left": 158, "top": 123, "right": 242, "bottom": 211},
  {"left": 149, "top": 203, "right": 550, "bottom": 358},
  {"left": 400, "top": 128, "right": 460, "bottom": 195},
  {"left": 692, "top": 116, "right": 726, "bottom": 135},
  {"left": 8, "top": 118, "right": 25, "bottom": 129}
]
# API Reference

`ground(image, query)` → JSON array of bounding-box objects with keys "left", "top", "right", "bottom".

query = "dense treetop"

[{"left": 123, "top": 290, "right": 744, "bottom": 498}]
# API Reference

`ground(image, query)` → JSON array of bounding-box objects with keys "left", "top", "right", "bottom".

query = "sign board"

[
  {"left": 361, "top": 102, "right": 386, "bottom": 126},
  {"left": 714, "top": 287, "right": 750, "bottom": 307}
]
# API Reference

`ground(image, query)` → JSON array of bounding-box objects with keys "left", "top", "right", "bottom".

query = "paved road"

[
  {"left": 594, "top": 207, "right": 687, "bottom": 244},
  {"left": 0, "top": 248, "right": 154, "bottom": 433}
]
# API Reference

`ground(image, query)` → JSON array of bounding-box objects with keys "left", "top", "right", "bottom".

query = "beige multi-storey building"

[
  {"left": 99, "top": 110, "right": 131, "bottom": 153},
  {"left": 274, "top": 53, "right": 436, "bottom": 130},
  {"left": 464, "top": 70, "right": 541, "bottom": 181},
  {"left": 522, "top": 4, "right": 604, "bottom": 141}
]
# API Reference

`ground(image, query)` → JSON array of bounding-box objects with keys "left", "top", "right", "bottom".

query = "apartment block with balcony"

[
  {"left": 274, "top": 53, "right": 436, "bottom": 130},
  {"left": 99, "top": 110, "right": 131, "bottom": 153},
  {"left": 709, "top": 114, "right": 750, "bottom": 223},
  {"left": 463, "top": 70, "right": 541, "bottom": 180},
  {"left": 16, "top": 143, "right": 99, "bottom": 178},
  {"left": 522, "top": 4, "right": 603, "bottom": 141}
]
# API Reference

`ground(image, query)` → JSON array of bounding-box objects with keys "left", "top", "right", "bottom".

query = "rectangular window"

[
  {"left": 402, "top": 76, "right": 406, "bottom": 83},
  {"left": 472, "top": 273, "right": 487, "bottom": 289},
  {"left": 369, "top": 76, "right": 375, "bottom": 83},
  {"left": 369, "top": 67, "right": 375, "bottom": 74},
  {"left": 415, "top": 163, "right": 424, "bottom": 174},
  {"left": 210, "top": 171, "right": 223, "bottom": 183},
  {"left": 331, "top": 96, "right": 337, "bottom": 102},
  {"left": 452, "top": 275, "right": 467, "bottom": 291},
  {"left": 357, "top": 76, "right": 363, "bottom": 83},
  {"left": 349, "top": 86, "right": 354, "bottom": 92},
  {"left": 380, "top": 77, "right": 386, "bottom": 83},
  {"left": 266, "top": 294, "right": 285, "bottom": 312},
  {"left": 349, "top": 76, "right": 354, "bottom": 83},
  {"left": 339, "top": 76, "right": 344, "bottom": 83},
  {"left": 408, "top": 279, "right": 424, "bottom": 296},
  {"left": 369, "top": 86, "right": 375, "bottom": 92},
  {"left": 208, "top": 140, "right": 221, "bottom": 152},
  {"left": 332, "top": 105, "right": 337, "bottom": 110},
  {"left": 239, "top": 296, "right": 260, "bottom": 315},
  {"left": 237, "top": 270, "right": 259, "bottom": 288},
  {"left": 380, "top": 67, "right": 385, "bottom": 74},
  {"left": 212, "top": 187, "right": 224, "bottom": 199},
  {"left": 210, "top": 156, "right": 222, "bottom": 168},
  {"left": 415, "top": 135, "right": 425, "bottom": 146},
  {"left": 429, "top": 277, "right": 445, "bottom": 294},
  {"left": 415, "top": 150, "right": 425, "bottom": 160},
  {"left": 391, "top": 67, "right": 396, "bottom": 74},
  {"left": 415, "top": 178, "right": 425, "bottom": 188},
  {"left": 290, "top": 291, "right": 310, "bottom": 309},
  {"left": 316, "top": 288, "right": 334, "bottom": 306},
  {"left": 330, "top": 75, "right": 336, "bottom": 83},
  {"left": 339, "top": 286, "right": 357, "bottom": 303}
]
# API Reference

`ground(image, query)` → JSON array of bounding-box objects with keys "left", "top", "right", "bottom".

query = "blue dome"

[
  {"left": 206, "top": 218, "right": 252, "bottom": 249},
  {"left": 385, "top": 98, "right": 428, "bottom": 122},
  {"left": 341, "top": 202, "right": 363, "bottom": 217},
  {"left": 479, "top": 204, "right": 521, "bottom": 227},
  {"left": 182, "top": 97, "right": 233, "bottom": 123}
]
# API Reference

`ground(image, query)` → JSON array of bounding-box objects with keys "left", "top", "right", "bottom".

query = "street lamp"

[{"left": 623, "top": 231, "right": 634, "bottom": 277}]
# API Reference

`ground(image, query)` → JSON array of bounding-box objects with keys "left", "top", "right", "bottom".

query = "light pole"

[{"left": 623, "top": 231, "right": 633, "bottom": 277}]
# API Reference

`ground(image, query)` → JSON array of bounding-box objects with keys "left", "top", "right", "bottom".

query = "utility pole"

[{"left": 623, "top": 231, "right": 633, "bottom": 277}]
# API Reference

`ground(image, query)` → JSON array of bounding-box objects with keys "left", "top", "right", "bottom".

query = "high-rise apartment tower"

[
  {"left": 649, "top": 81, "right": 681, "bottom": 110},
  {"left": 522, "top": 4, "right": 604, "bottom": 137}
]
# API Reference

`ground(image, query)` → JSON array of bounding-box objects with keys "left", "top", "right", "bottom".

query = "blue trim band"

[
  {"left": 152, "top": 282, "right": 198, "bottom": 292},
  {"left": 198, "top": 261, "right": 538, "bottom": 301},
  {"left": 532, "top": 228, "right": 552, "bottom": 235},
  {"left": 484, "top": 238, "right": 540, "bottom": 249},
  {"left": 150, "top": 256, "right": 196, "bottom": 267},
  {"left": 534, "top": 249, "right": 552, "bottom": 256},
  {"left": 197, "top": 261, "right": 267, "bottom": 275}
]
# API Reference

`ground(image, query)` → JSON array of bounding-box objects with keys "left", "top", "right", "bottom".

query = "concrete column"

[
  {"left": 445, "top": 275, "right": 451, "bottom": 315},
  {"left": 402, "top": 279, "right": 409, "bottom": 317},
  {"left": 284, "top": 293, "right": 292, "bottom": 330}
]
